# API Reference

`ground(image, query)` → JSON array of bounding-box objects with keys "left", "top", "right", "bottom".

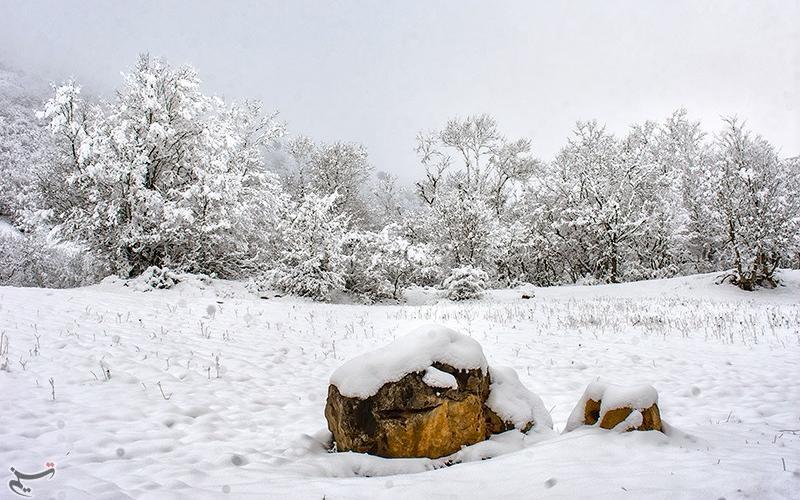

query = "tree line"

[{"left": 1, "top": 55, "right": 798, "bottom": 299}]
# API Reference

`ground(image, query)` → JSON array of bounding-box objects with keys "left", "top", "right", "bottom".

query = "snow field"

[{"left": 0, "top": 272, "right": 798, "bottom": 499}]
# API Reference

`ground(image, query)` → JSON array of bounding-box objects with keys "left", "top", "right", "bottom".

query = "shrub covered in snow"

[
  {"left": 0, "top": 230, "right": 105, "bottom": 288},
  {"left": 443, "top": 266, "right": 489, "bottom": 301},
  {"left": 339, "top": 224, "right": 434, "bottom": 302},
  {"left": 122, "top": 266, "right": 212, "bottom": 292}
]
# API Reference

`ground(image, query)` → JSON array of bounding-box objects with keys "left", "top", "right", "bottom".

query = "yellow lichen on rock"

[
  {"left": 380, "top": 395, "right": 488, "bottom": 458},
  {"left": 598, "top": 403, "right": 662, "bottom": 431}
]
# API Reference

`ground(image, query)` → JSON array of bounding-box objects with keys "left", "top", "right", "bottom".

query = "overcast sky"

[{"left": 1, "top": 0, "right": 797, "bottom": 181}]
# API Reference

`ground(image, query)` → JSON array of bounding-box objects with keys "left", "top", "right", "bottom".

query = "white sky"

[{"left": 1, "top": 0, "right": 797, "bottom": 181}]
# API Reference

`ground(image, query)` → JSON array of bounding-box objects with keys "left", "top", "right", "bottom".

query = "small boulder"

[{"left": 565, "top": 382, "right": 663, "bottom": 432}]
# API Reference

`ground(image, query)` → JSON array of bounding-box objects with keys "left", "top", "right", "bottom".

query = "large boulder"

[
  {"left": 326, "top": 363, "right": 489, "bottom": 458},
  {"left": 325, "top": 324, "right": 552, "bottom": 459},
  {"left": 564, "top": 382, "right": 663, "bottom": 432}
]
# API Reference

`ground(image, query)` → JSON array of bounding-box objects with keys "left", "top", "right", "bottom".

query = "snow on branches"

[{"left": 35, "top": 55, "right": 285, "bottom": 278}]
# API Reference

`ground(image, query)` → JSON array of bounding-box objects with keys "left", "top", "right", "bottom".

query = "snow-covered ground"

[{"left": 1, "top": 271, "right": 799, "bottom": 499}]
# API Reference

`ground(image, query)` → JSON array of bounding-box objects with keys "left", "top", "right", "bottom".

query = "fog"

[{"left": 1, "top": 0, "right": 797, "bottom": 180}]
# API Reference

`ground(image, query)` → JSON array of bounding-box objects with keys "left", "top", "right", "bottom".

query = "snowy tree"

[
  {"left": 369, "top": 171, "right": 411, "bottom": 226},
  {"left": 415, "top": 114, "right": 537, "bottom": 215},
  {"left": 160, "top": 100, "right": 286, "bottom": 276},
  {"left": 269, "top": 193, "right": 348, "bottom": 301},
  {"left": 511, "top": 182, "right": 567, "bottom": 285},
  {"left": 0, "top": 67, "right": 52, "bottom": 226},
  {"left": 412, "top": 114, "right": 536, "bottom": 283},
  {"left": 652, "top": 110, "right": 719, "bottom": 274},
  {"left": 539, "top": 121, "right": 654, "bottom": 283},
  {"left": 35, "top": 54, "right": 285, "bottom": 277},
  {"left": 431, "top": 188, "right": 499, "bottom": 271},
  {"left": 489, "top": 217, "right": 537, "bottom": 287},
  {"left": 616, "top": 120, "right": 684, "bottom": 280},
  {"left": 281, "top": 135, "right": 314, "bottom": 199},
  {"left": 284, "top": 136, "right": 372, "bottom": 222},
  {"left": 709, "top": 118, "right": 799, "bottom": 289},
  {"left": 339, "top": 230, "right": 388, "bottom": 300}
]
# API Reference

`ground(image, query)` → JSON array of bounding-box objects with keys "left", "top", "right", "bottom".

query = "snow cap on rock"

[{"left": 330, "top": 324, "right": 488, "bottom": 399}]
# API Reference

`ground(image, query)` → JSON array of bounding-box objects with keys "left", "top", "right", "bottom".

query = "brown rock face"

[
  {"left": 583, "top": 398, "right": 602, "bottom": 425},
  {"left": 582, "top": 398, "right": 662, "bottom": 432},
  {"left": 599, "top": 403, "right": 662, "bottom": 431},
  {"left": 325, "top": 362, "right": 498, "bottom": 458}
]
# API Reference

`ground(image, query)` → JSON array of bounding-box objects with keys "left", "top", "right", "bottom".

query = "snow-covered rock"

[
  {"left": 564, "top": 381, "right": 662, "bottom": 432},
  {"left": 485, "top": 366, "right": 553, "bottom": 432},
  {"left": 325, "top": 324, "right": 551, "bottom": 458},
  {"left": 326, "top": 362, "right": 491, "bottom": 458}
]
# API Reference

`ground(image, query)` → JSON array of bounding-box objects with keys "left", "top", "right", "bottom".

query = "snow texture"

[{"left": 330, "top": 323, "right": 488, "bottom": 398}]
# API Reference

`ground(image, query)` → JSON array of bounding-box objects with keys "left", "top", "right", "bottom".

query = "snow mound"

[
  {"left": 565, "top": 381, "right": 659, "bottom": 432},
  {"left": 330, "top": 324, "right": 488, "bottom": 398},
  {"left": 486, "top": 366, "right": 554, "bottom": 431},
  {"left": 0, "top": 217, "right": 22, "bottom": 240}
]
